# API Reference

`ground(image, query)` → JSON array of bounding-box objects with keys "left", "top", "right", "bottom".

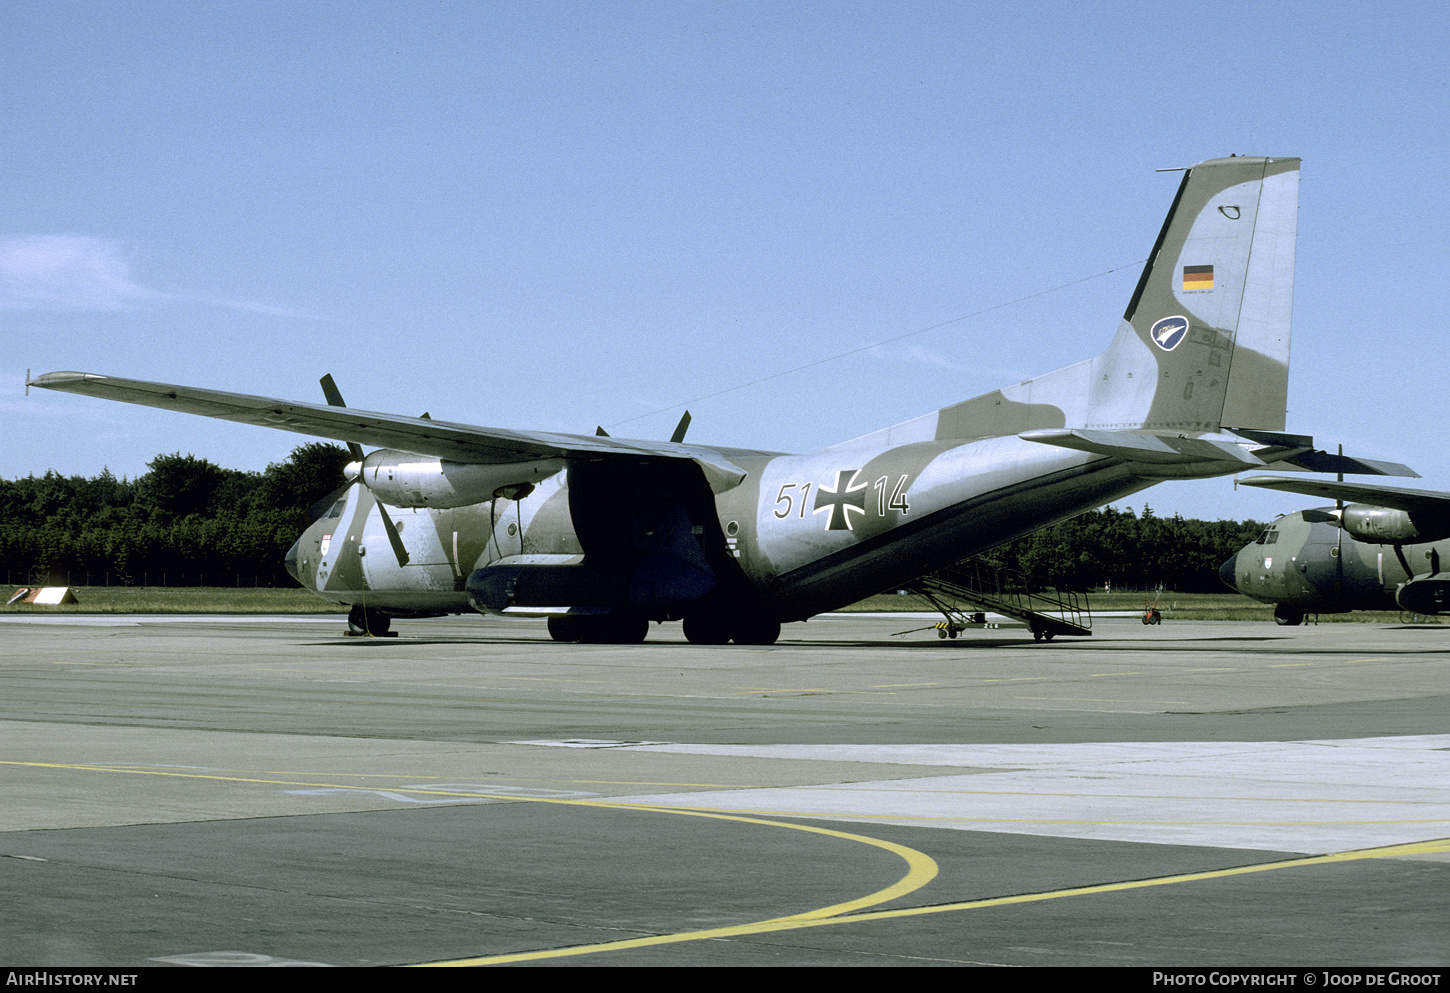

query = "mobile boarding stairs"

[{"left": 904, "top": 561, "right": 1092, "bottom": 642}]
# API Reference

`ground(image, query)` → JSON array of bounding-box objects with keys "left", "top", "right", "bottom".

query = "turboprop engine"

[
  {"left": 349, "top": 450, "right": 564, "bottom": 509},
  {"left": 1339, "top": 504, "right": 1450, "bottom": 544}
]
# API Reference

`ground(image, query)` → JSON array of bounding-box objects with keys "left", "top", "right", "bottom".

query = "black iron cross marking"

[{"left": 813, "top": 469, "right": 868, "bottom": 531}]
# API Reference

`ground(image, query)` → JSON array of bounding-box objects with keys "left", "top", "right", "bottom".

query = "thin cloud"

[
  {"left": 202, "top": 295, "right": 325, "bottom": 320},
  {"left": 0, "top": 235, "right": 161, "bottom": 311},
  {"left": 864, "top": 343, "right": 966, "bottom": 372},
  {"left": 0, "top": 234, "right": 321, "bottom": 319}
]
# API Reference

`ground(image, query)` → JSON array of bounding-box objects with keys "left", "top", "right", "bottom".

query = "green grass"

[
  {"left": 4, "top": 586, "right": 1442, "bottom": 624},
  {"left": 1, "top": 586, "right": 344, "bottom": 614}
]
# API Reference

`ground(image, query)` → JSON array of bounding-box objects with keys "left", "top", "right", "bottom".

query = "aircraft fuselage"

[{"left": 1219, "top": 509, "right": 1450, "bottom": 622}]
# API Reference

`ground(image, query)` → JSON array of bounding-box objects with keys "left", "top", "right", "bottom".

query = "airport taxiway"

[{"left": 2, "top": 614, "right": 1447, "bottom": 966}]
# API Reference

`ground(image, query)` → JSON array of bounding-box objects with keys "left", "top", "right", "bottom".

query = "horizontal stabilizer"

[
  {"left": 1273, "top": 450, "right": 1419, "bottom": 478},
  {"left": 1239, "top": 476, "right": 1447, "bottom": 513},
  {"left": 1019, "top": 428, "right": 1266, "bottom": 466}
]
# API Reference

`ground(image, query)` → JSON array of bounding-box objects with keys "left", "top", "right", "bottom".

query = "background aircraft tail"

[{"left": 834, "top": 155, "right": 1301, "bottom": 450}]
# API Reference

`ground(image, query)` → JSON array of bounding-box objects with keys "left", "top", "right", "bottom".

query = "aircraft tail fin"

[
  {"left": 833, "top": 156, "right": 1301, "bottom": 451},
  {"left": 1105, "top": 154, "right": 1300, "bottom": 433}
]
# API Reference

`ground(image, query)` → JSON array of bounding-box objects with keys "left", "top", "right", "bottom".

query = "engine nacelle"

[
  {"left": 466, "top": 555, "right": 624, "bottom": 614},
  {"left": 352, "top": 450, "right": 563, "bottom": 508},
  {"left": 1396, "top": 575, "right": 1450, "bottom": 614},
  {"left": 1340, "top": 504, "right": 1450, "bottom": 544},
  {"left": 465, "top": 551, "right": 718, "bottom": 615}
]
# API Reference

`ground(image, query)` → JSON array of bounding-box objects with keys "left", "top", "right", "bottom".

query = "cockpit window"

[
  {"left": 1255, "top": 527, "right": 1278, "bottom": 545},
  {"left": 325, "top": 499, "right": 346, "bottom": 519}
]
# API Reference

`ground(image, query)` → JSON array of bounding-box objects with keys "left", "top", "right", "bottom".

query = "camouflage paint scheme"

[
  {"left": 1220, "top": 477, "right": 1450, "bottom": 623},
  {"left": 38, "top": 155, "right": 1399, "bottom": 643}
]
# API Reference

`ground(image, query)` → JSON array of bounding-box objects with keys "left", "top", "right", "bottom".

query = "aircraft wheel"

[
  {"left": 1042, "top": 629, "right": 1055, "bottom": 641},
  {"left": 1274, "top": 606, "right": 1304, "bottom": 626},
  {"left": 567, "top": 615, "right": 649, "bottom": 644},
  {"left": 348, "top": 605, "right": 390, "bottom": 636},
  {"left": 607, "top": 615, "right": 650, "bottom": 644},
  {"left": 937, "top": 627, "right": 948, "bottom": 639},
  {"left": 547, "top": 615, "right": 583, "bottom": 642},
  {"left": 733, "top": 616, "right": 781, "bottom": 646},
  {"left": 1032, "top": 627, "right": 1044, "bottom": 642},
  {"left": 683, "top": 613, "right": 731, "bottom": 645}
]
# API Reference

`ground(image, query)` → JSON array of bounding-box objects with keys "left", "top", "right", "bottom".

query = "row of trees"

[
  {"left": 974, "top": 505, "right": 1262, "bottom": 593},
  {"left": 2, "top": 449, "right": 1263, "bottom": 591},
  {"left": 1, "top": 444, "right": 351, "bottom": 587}
]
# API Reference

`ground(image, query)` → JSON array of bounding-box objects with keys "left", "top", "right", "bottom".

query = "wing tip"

[{"left": 28, "top": 370, "right": 103, "bottom": 390}]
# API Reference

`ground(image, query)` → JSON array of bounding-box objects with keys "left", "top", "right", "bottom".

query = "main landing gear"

[
  {"left": 545, "top": 610, "right": 783, "bottom": 646},
  {"left": 682, "top": 612, "right": 781, "bottom": 646},
  {"left": 547, "top": 614, "right": 650, "bottom": 644}
]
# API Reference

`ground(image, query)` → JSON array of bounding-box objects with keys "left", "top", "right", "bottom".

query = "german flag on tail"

[{"left": 1182, "top": 264, "right": 1214, "bottom": 290}]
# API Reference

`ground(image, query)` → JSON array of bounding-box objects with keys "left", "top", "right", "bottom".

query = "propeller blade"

[
  {"left": 378, "top": 508, "right": 410, "bottom": 567},
  {"left": 319, "top": 374, "right": 366, "bottom": 462},
  {"left": 1335, "top": 444, "right": 1344, "bottom": 592},
  {"left": 670, "top": 410, "right": 692, "bottom": 445},
  {"left": 319, "top": 374, "right": 408, "bottom": 567},
  {"left": 318, "top": 373, "right": 346, "bottom": 408}
]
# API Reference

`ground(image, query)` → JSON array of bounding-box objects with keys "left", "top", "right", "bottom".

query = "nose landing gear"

[
  {"left": 346, "top": 605, "right": 394, "bottom": 637},
  {"left": 1273, "top": 605, "right": 1305, "bottom": 626}
]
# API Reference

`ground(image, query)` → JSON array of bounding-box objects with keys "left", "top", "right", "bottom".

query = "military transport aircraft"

[
  {"left": 31, "top": 155, "right": 1412, "bottom": 644},
  {"left": 1220, "top": 477, "right": 1450, "bottom": 624}
]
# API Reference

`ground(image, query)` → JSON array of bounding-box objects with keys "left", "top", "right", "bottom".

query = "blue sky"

[{"left": 4, "top": 1, "right": 1447, "bottom": 526}]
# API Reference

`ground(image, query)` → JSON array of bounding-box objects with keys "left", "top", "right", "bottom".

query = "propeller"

[
  {"left": 596, "top": 410, "right": 691, "bottom": 443},
  {"left": 1334, "top": 444, "right": 1344, "bottom": 592},
  {"left": 316, "top": 393, "right": 694, "bottom": 568},
  {"left": 319, "top": 374, "right": 410, "bottom": 567}
]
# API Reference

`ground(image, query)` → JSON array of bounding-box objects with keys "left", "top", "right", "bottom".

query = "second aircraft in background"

[{"left": 1221, "top": 477, "right": 1450, "bottom": 624}]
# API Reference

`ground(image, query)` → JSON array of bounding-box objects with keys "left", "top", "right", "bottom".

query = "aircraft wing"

[
  {"left": 28, "top": 371, "right": 751, "bottom": 492},
  {"left": 1239, "top": 475, "right": 1450, "bottom": 514}
]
